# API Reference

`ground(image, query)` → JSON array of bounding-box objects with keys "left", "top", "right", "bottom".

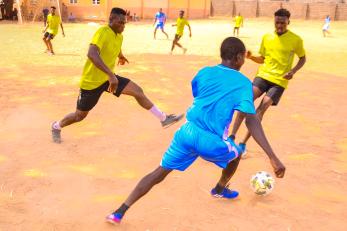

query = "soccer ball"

[{"left": 250, "top": 171, "right": 275, "bottom": 195}]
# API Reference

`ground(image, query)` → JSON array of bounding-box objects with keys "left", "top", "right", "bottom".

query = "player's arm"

[
  {"left": 42, "top": 23, "right": 49, "bottom": 33},
  {"left": 60, "top": 22, "right": 65, "bottom": 37},
  {"left": 243, "top": 113, "right": 286, "bottom": 178},
  {"left": 153, "top": 17, "right": 157, "bottom": 26},
  {"left": 172, "top": 24, "right": 177, "bottom": 27},
  {"left": 246, "top": 51, "right": 264, "bottom": 64},
  {"left": 118, "top": 49, "right": 129, "bottom": 65},
  {"left": 283, "top": 56, "right": 306, "bottom": 80},
  {"left": 187, "top": 24, "right": 192, "bottom": 37},
  {"left": 87, "top": 44, "right": 118, "bottom": 93}
]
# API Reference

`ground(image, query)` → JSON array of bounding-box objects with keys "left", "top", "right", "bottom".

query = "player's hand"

[
  {"left": 118, "top": 56, "right": 129, "bottom": 65},
  {"left": 108, "top": 74, "right": 119, "bottom": 93},
  {"left": 283, "top": 70, "right": 295, "bottom": 80},
  {"left": 246, "top": 50, "right": 252, "bottom": 59},
  {"left": 189, "top": 33, "right": 192, "bottom": 38},
  {"left": 62, "top": 32, "right": 65, "bottom": 37},
  {"left": 270, "top": 158, "right": 286, "bottom": 178}
]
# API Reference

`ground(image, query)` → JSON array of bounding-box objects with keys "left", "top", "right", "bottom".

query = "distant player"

[
  {"left": 153, "top": 8, "right": 168, "bottom": 39},
  {"left": 230, "top": 8, "right": 306, "bottom": 153},
  {"left": 51, "top": 8, "right": 184, "bottom": 143},
  {"left": 106, "top": 37, "right": 286, "bottom": 224},
  {"left": 170, "top": 10, "right": 192, "bottom": 54},
  {"left": 42, "top": 6, "right": 65, "bottom": 55},
  {"left": 322, "top": 15, "right": 331, "bottom": 37},
  {"left": 233, "top": 13, "right": 243, "bottom": 37}
]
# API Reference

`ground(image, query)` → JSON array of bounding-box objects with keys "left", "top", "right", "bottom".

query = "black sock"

[
  {"left": 214, "top": 183, "right": 225, "bottom": 194},
  {"left": 114, "top": 203, "right": 129, "bottom": 216}
]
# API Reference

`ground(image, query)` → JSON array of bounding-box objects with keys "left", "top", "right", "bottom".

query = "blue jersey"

[
  {"left": 155, "top": 12, "right": 166, "bottom": 23},
  {"left": 186, "top": 64, "right": 256, "bottom": 139}
]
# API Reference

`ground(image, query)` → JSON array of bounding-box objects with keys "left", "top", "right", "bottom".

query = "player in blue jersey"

[
  {"left": 106, "top": 37, "right": 286, "bottom": 224},
  {"left": 153, "top": 8, "right": 169, "bottom": 39}
]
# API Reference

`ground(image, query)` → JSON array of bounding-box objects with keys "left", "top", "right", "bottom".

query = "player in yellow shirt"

[
  {"left": 42, "top": 6, "right": 65, "bottom": 55},
  {"left": 51, "top": 8, "right": 184, "bottom": 143},
  {"left": 170, "top": 10, "right": 192, "bottom": 54},
  {"left": 230, "top": 8, "right": 306, "bottom": 153},
  {"left": 233, "top": 13, "right": 243, "bottom": 37}
]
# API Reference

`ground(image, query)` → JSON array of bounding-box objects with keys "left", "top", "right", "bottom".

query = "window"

[
  {"left": 70, "top": 0, "right": 77, "bottom": 4},
  {"left": 92, "top": 0, "right": 100, "bottom": 5}
]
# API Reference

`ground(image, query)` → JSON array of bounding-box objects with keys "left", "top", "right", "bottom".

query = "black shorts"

[
  {"left": 174, "top": 34, "right": 182, "bottom": 41},
  {"left": 44, "top": 32, "right": 55, "bottom": 40},
  {"left": 253, "top": 77, "right": 285, "bottom": 106},
  {"left": 234, "top": 27, "right": 240, "bottom": 29},
  {"left": 76, "top": 75, "right": 130, "bottom": 111}
]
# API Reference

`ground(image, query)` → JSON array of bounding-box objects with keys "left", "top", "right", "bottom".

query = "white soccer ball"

[{"left": 250, "top": 171, "right": 275, "bottom": 195}]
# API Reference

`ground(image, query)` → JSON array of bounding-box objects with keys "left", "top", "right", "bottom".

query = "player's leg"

[
  {"left": 153, "top": 26, "right": 158, "bottom": 39},
  {"left": 161, "top": 25, "right": 169, "bottom": 39},
  {"left": 42, "top": 33, "right": 50, "bottom": 51},
  {"left": 212, "top": 155, "right": 241, "bottom": 195},
  {"left": 233, "top": 27, "right": 236, "bottom": 36},
  {"left": 46, "top": 36, "right": 54, "bottom": 54},
  {"left": 115, "top": 76, "right": 184, "bottom": 127},
  {"left": 237, "top": 28, "right": 240, "bottom": 37},
  {"left": 171, "top": 34, "right": 180, "bottom": 52},
  {"left": 230, "top": 82, "right": 264, "bottom": 140},
  {"left": 239, "top": 83, "right": 284, "bottom": 145},
  {"left": 51, "top": 82, "right": 107, "bottom": 143},
  {"left": 107, "top": 124, "right": 196, "bottom": 223},
  {"left": 239, "top": 95, "right": 273, "bottom": 144}
]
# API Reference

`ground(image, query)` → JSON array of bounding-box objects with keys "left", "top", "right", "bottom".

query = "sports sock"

[
  {"left": 114, "top": 203, "right": 129, "bottom": 216},
  {"left": 149, "top": 105, "right": 166, "bottom": 121},
  {"left": 53, "top": 121, "right": 62, "bottom": 130}
]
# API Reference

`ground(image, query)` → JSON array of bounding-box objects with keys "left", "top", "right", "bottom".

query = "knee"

[{"left": 133, "top": 85, "right": 145, "bottom": 98}]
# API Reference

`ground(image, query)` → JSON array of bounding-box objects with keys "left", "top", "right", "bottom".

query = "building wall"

[
  {"left": 211, "top": 0, "right": 347, "bottom": 20},
  {"left": 64, "top": 0, "right": 210, "bottom": 20}
]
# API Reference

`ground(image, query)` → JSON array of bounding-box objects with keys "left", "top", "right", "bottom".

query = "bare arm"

[
  {"left": 60, "top": 22, "right": 65, "bottom": 36},
  {"left": 283, "top": 56, "right": 306, "bottom": 80},
  {"left": 244, "top": 113, "right": 286, "bottom": 178},
  {"left": 87, "top": 44, "right": 118, "bottom": 92},
  {"left": 187, "top": 24, "right": 192, "bottom": 37},
  {"left": 246, "top": 51, "right": 264, "bottom": 64},
  {"left": 42, "top": 23, "right": 49, "bottom": 33},
  {"left": 117, "top": 49, "right": 129, "bottom": 65},
  {"left": 153, "top": 17, "right": 157, "bottom": 26}
]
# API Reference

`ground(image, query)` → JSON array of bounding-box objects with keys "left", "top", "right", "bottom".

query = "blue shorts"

[
  {"left": 156, "top": 22, "right": 164, "bottom": 29},
  {"left": 160, "top": 122, "right": 241, "bottom": 171}
]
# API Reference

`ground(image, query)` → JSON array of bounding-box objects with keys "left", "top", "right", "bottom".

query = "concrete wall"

[
  {"left": 211, "top": 0, "right": 347, "bottom": 20},
  {"left": 62, "top": 0, "right": 210, "bottom": 20}
]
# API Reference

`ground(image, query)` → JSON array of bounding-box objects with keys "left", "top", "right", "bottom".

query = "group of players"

[{"left": 42, "top": 6, "right": 306, "bottom": 225}]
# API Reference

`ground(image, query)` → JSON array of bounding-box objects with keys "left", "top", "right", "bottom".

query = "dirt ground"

[{"left": 0, "top": 18, "right": 347, "bottom": 231}]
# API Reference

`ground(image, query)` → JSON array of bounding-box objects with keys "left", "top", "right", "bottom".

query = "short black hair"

[
  {"left": 274, "top": 8, "right": 290, "bottom": 19},
  {"left": 180, "top": 10, "right": 185, "bottom": 14},
  {"left": 220, "top": 37, "right": 245, "bottom": 61},
  {"left": 111, "top": 7, "right": 126, "bottom": 16},
  {"left": 51, "top": 6, "right": 56, "bottom": 9}
]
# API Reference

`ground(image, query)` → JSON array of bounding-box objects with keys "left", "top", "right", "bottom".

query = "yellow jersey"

[
  {"left": 80, "top": 26, "right": 123, "bottom": 90},
  {"left": 176, "top": 17, "right": 189, "bottom": 36},
  {"left": 257, "top": 30, "right": 305, "bottom": 88},
  {"left": 234, "top": 16, "right": 243, "bottom": 27},
  {"left": 47, "top": 14, "right": 61, "bottom": 35}
]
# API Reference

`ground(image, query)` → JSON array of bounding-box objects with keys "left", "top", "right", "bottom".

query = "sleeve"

[
  {"left": 234, "top": 81, "right": 256, "bottom": 114},
  {"left": 90, "top": 27, "right": 107, "bottom": 50},
  {"left": 258, "top": 35, "right": 266, "bottom": 57},
  {"left": 294, "top": 37, "right": 305, "bottom": 58}
]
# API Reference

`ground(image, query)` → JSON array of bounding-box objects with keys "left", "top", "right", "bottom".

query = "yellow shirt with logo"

[
  {"left": 47, "top": 14, "right": 61, "bottom": 35},
  {"left": 234, "top": 16, "right": 243, "bottom": 27},
  {"left": 176, "top": 18, "right": 189, "bottom": 36},
  {"left": 257, "top": 30, "right": 305, "bottom": 88},
  {"left": 80, "top": 26, "right": 123, "bottom": 90}
]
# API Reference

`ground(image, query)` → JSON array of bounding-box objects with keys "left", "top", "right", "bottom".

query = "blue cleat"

[
  {"left": 238, "top": 143, "right": 247, "bottom": 158},
  {"left": 211, "top": 186, "right": 239, "bottom": 199},
  {"left": 106, "top": 212, "right": 123, "bottom": 224}
]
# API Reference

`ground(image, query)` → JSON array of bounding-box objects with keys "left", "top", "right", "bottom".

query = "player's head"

[
  {"left": 179, "top": 10, "right": 184, "bottom": 18},
  {"left": 238, "top": 12, "right": 241, "bottom": 16},
  {"left": 159, "top": 8, "right": 162, "bottom": 13},
  {"left": 109, "top": 7, "right": 127, "bottom": 33},
  {"left": 220, "top": 37, "right": 246, "bottom": 70},
  {"left": 50, "top": 6, "right": 56, "bottom": 15},
  {"left": 274, "top": 8, "right": 290, "bottom": 35}
]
